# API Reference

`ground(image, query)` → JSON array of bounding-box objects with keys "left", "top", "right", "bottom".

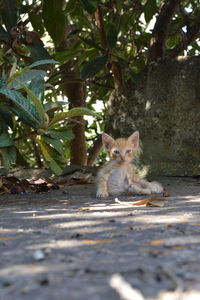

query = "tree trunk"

[
  {"left": 56, "top": 32, "right": 87, "bottom": 166},
  {"left": 55, "top": 0, "right": 87, "bottom": 165},
  {"left": 63, "top": 68, "right": 87, "bottom": 165}
]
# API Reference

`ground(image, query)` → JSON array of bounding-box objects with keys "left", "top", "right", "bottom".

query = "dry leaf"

[
  {"left": 0, "top": 175, "right": 59, "bottom": 194},
  {"left": 0, "top": 236, "right": 15, "bottom": 241},
  {"left": 115, "top": 197, "right": 167, "bottom": 207},
  {"left": 147, "top": 198, "right": 167, "bottom": 207},
  {"left": 149, "top": 239, "right": 164, "bottom": 246}
]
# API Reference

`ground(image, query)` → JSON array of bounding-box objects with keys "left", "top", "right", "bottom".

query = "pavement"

[{"left": 1, "top": 176, "right": 200, "bottom": 300}]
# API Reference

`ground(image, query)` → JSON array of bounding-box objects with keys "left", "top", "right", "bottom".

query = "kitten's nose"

[{"left": 120, "top": 154, "right": 126, "bottom": 161}]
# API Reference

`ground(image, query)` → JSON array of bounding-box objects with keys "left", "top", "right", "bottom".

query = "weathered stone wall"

[{"left": 108, "top": 56, "right": 200, "bottom": 176}]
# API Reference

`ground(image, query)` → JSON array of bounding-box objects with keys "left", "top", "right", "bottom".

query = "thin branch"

[
  {"left": 170, "top": 15, "right": 200, "bottom": 58},
  {"left": 94, "top": 5, "right": 107, "bottom": 48},
  {"left": 14, "top": 131, "right": 37, "bottom": 142},
  {"left": 148, "top": 0, "right": 181, "bottom": 63},
  {"left": 88, "top": 80, "right": 114, "bottom": 89},
  {"left": 65, "top": 117, "right": 85, "bottom": 126},
  {"left": 87, "top": 135, "right": 102, "bottom": 166},
  {"left": 31, "top": 139, "right": 43, "bottom": 167}
]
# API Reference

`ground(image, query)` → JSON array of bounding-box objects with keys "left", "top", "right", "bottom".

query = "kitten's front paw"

[
  {"left": 150, "top": 181, "right": 163, "bottom": 193},
  {"left": 96, "top": 191, "right": 109, "bottom": 198}
]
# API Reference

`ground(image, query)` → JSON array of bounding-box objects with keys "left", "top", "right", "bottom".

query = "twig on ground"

[{"left": 109, "top": 273, "right": 145, "bottom": 300}]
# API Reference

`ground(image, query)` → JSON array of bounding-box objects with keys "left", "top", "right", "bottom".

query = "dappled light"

[{"left": 1, "top": 177, "right": 200, "bottom": 299}]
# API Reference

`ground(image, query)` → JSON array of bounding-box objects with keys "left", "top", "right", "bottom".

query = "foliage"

[
  {"left": 0, "top": 58, "right": 97, "bottom": 174},
  {"left": 0, "top": 0, "right": 199, "bottom": 171}
]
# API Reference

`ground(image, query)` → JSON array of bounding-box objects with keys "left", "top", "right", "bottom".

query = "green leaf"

[
  {"left": 79, "top": 37, "right": 102, "bottom": 50},
  {"left": 144, "top": 0, "right": 157, "bottom": 23},
  {"left": 52, "top": 49, "right": 80, "bottom": 64},
  {"left": 80, "top": 55, "right": 108, "bottom": 79},
  {"left": 30, "top": 59, "right": 58, "bottom": 68},
  {"left": 15, "top": 148, "right": 29, "bottom": 167},
  {"left": 107, "top": 24, "right": 118, "bottom": 49},
  {"left": 37, "top": 138, "right": 63, "bottom": 175},
  {"left": 29, "top": 76, "right": 45, "bottom": 103},
  {"left": 0, "top": 74, "right": 7, "bottom": 88},
  {"left": 0, "top": 132, "right": 13, "bottom": 147},
  {"left": 10, "top": 106, "right": 39, "bottom": 128},
  {"left": 29, "top": 11, "right": 44, "bottom": 36},
  {"left": 42, "top": 0, "right": 65, "bottom": 46},
  {"left": 0, "top": 147, "right": 16, "bottom": 169},
  {"left": 0, "top": 105, "right": 13, "bottom": 129},
  {"left": 0, "top": 89, "right": 41, "bottom": 127},
  {"left": 42, "top": 136, "right": 64, "bottom": 154},
  {"left": 49, "top": 107, "right": 98, "bottom": 127},
  {"left": 26, "top": 43, "right": 52, "bottom": 63},
  {"left": 0, "top": 25, "right": 9, "bottom": 41},
  {"left": 46, "top": 128, "right": 75, "bottom": 140},
  {"left": 167, "top": 35, "right": 180, "bottom": 49},
  {"left": 2, "top": 0, "right": 17, "bottom": 31},
  {"left": 14, "top": 80, "right": 46, "bottom": 125},
  {"left": 8, "top": 59, "right": 56, "bottom": 86},
  {"left": 9, "top": 70, "right": 46, "bottom": 89},
  {"left": 44, "top": 101, "right": 68, "bottom": 113},
  {"left": 80, "top": 0, "right": 97, "bottom": 14}
]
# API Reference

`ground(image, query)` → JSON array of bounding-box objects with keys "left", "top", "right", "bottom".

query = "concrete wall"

[{"left": 107, "top": 56, "right": 200, "bottom": 176}]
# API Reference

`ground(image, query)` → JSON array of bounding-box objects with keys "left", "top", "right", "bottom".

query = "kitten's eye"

[
  {"left": 126, "top": 149, "right": 132, "bottom": 154},
  {"left": 113, "top": 149, "right": 120, "bottom": 154}
]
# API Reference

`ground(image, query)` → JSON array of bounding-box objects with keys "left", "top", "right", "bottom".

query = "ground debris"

[
  {"left": 0, "top": 176, "right": 59, "bottom": 194},
  {"left": 56, "top": 177, "right": 94, "bottom": 186},
  {"left": 115, "top": 197, "right": 167, "bottom": 207}
]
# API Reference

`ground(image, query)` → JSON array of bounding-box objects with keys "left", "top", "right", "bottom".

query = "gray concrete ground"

[{"left": 1, "top": 177, "right": 200, "bottom": 300}]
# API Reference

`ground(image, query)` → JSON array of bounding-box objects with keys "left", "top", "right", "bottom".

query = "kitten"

[{"left": 96, "top": 131, "right": 163, "bottom": 198}]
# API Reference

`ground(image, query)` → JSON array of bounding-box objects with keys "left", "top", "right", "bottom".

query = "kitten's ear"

[
  {"left": 128, "top": 131, "right": 139, "bottom": 149},
  {"left": 102, "top": 133, "right": 115, "bottom": 150}
]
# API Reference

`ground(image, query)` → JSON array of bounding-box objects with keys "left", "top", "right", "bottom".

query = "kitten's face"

[{"left": 102, "top": 131, "right": 139, "bottom": 162}]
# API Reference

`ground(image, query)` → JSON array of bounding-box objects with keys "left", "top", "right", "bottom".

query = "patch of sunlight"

[
  {"left": 24, "top": 210, "right": 132, "bottom": 221},
  {"left": 161, "top": 290, "right": 200, "bottom": 300},
  {"left": 180, "top": 195, "right": 200, "bottom": 202},
  {"left": 53, "top": 219, "right": 105, "bottom": 228},
  {"left": 82, "top": 204, "right": 129, "bottom": 211},
  {"left": 140, "top": 13, "right": 156, "bottom": 32},
  {"left": 24, "top": 213, "right": 74, "bottom": 220},
  {"left": 76, "top": 210, "right": 131, "bottom": 217},
  {"left": 0, "top": 264, "right": 65, "bottom": 278},
  {"left": 134, "top": 213, "right": 192, "bottom": 224},
  {"left": 14, "top": 210, "right": 38, "bottom": 214},
  {"left": 26, "top": 240, "right": 85, "bottom": 250},
  {"left": 161, "top": 235, "right": 200, "bottom": 246},
  {"left": 66, "top": 226, "right": 115, "bottom": 234},
  {"left": 26, "top": 237, "right": 117, "bottom": 250},
  {"left": 0, "top": 228, "right": 15, "bottom": 233},
  {"left": 85, "top": 99, "right": 104, "bottom": 127},
  {"left": 145, "top": 100, "right": 151, "bottom": 111}
]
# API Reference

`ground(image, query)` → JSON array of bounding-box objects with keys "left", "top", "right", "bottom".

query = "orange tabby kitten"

[{"left": 96, "top": 131, "right": 163, "bottom": 197}]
